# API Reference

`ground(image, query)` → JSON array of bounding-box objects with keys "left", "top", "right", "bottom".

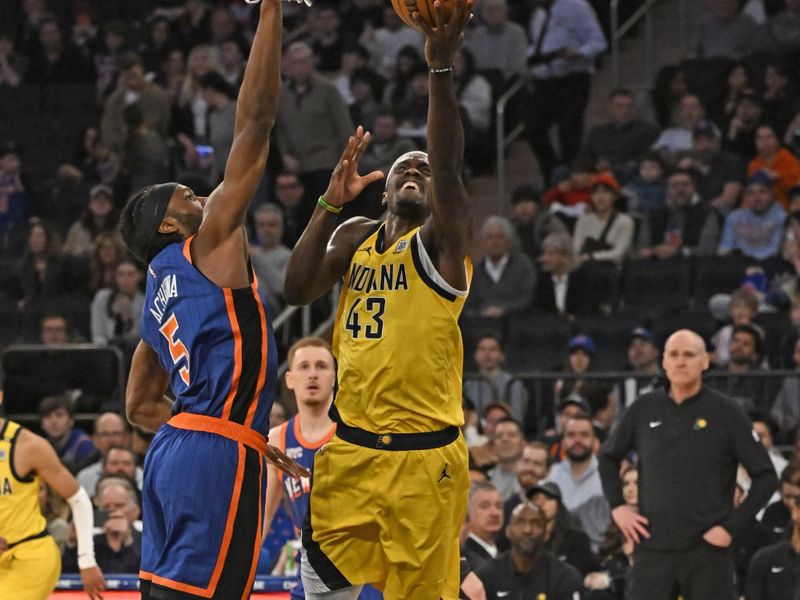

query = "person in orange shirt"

[{"left": 748, "top": 124, "right": 800, "bottom": 209}]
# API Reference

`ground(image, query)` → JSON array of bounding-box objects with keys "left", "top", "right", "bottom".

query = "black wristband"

[{"left": 429, "top": 65, "right": 454, "bottom": 74}]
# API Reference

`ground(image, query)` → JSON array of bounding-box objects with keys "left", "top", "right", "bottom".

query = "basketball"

[{"left": 390, "top": 0, "right": 455, "bottom": 31}]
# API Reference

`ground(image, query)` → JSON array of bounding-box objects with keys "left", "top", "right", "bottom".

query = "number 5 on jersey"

[
  {"left": 159, "top": 313, "right": 191, "bottom": 384},
  {"left": 345, "top": 297, "right": 385, "bottom": 340}
]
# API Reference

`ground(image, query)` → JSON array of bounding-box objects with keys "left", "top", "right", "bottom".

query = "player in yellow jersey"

[
  {"left": 284, "top": 2, "right": 475, "bottom": 598},
  {"left": 0, "top": 414, "right": 104, "bottom": 599}
]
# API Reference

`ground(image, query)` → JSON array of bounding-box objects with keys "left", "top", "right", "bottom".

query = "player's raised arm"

[
  {"left": 284, "top": 128, "right": 384, "bottom": 305},
  {"left": 197, "top": 0, "right": 283, "bottom": 246},
  {"left": 415, "top": 0, "right": 474, "bottom": 289}
]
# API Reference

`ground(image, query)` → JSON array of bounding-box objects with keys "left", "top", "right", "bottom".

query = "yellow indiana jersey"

[
  {"left": 332, "top": 223, "right": 472, "bottom": 433},
  {"left": 0, "top": 420, "right": 46, "bottom": 544}
]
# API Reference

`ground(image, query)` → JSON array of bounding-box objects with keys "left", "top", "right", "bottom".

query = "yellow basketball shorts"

[
  {"left": 302, "top": 432, "right": 469, "bottom": 600},
  {"left": 0, "top": 535, "right": 61, "bottom": 600}
]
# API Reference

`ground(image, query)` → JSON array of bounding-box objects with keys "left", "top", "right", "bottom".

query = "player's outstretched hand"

[
  {"left": 265, "top": 444, "right": 312, "bottom": 479},
  {"left": 321, "top": 126, "right": 385, "bottom": 210},
  {"left": 80, "top": 565, "right": 105, "bottom": 600},
  {"left": 414, "top": 0, "right": 474, "bottom": 69}
]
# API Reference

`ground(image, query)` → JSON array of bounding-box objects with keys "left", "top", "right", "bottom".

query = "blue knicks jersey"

[
  {"left": 276, "top": 416, "right": 335, "bottom": 531},
  {"left": 140, "top": 237, "right": 278, "bottom": 434}
]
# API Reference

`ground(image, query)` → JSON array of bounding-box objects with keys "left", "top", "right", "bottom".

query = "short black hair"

[
  {"left": 199, "top": 72, "right": 236, "bottom": 99},
  {"left": 583, "top": 382, "right": 614, "bottom": 417},
  {"left": 120, "top": 186, "right": 183, "bottom": 264},
  {"left": 495, "top": 416, "right": 523, "bottom": 434},
  {"left": 732, "top": 323, "right": 763, "bottom": 357}
]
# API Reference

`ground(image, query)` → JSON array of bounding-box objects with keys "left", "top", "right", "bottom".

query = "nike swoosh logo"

[
  {"left": 649, "top": 421, "right": 662, "bottom": 428},
  {"left": 771, "top": 566, "right": 785, "bottom": 573},
  {"left": 497, "top": 592, "right": 510, "bottom": 598}
]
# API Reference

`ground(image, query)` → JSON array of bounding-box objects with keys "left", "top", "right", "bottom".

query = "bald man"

[{"left": 598, "top": 329, "right": 777, "bottom": 600}]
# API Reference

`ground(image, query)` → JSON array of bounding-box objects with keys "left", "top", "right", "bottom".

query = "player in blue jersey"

[
  {"left": 119, "top": 2, "right": 309, "bottom": 599},
  {"left": 264, "top": 337, "right": 381, "bottom": 600}
]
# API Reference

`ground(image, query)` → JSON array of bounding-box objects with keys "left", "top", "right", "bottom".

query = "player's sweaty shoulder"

[{"left": 335, "top": 217, "right": 380, "bottom": 252}]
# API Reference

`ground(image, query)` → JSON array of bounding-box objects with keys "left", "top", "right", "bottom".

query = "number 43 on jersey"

[{"left": 345, "top": 297, "right": 386, "bottom": 340}]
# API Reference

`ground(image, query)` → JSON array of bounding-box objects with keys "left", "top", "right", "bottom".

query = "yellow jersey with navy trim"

[
  {"left": 0, "top": 420, "right": 46, "bottom": 544},
  {"left": 332, "top": 223, "right": 472, "bottom": 433}
]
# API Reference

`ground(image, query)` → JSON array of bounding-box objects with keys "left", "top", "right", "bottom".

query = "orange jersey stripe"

[
  {"left": 244, "top": 279, "right": 269, "bottom": 429},
  {"left": 222, "top": 288, "right": 243, "bottom": 420}
]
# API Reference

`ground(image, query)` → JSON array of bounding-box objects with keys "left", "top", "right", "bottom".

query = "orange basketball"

[{"left": 390, "top": 0, "right": 455, "bottom": 31}]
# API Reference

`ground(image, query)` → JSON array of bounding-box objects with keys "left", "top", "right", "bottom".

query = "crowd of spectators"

[{"left": 1, "top": 0, "right": 800, "bottom": 596}]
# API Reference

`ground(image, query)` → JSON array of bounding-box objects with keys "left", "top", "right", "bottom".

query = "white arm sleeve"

[{"left": 66, "top": 487, "right": 97, "bottom": 569}]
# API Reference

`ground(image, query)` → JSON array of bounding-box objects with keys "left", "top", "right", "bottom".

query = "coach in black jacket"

[{"left": 598, "top": 328, "right": 778, "bottom": 600}]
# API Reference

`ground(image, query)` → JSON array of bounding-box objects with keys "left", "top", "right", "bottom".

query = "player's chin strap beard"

[{"left": 130, "top": 182, "right": 178, "bottom": 264}]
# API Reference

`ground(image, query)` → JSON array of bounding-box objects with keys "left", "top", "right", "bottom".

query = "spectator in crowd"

[
  {"left": 92, "top": 21, "right": 131, "bottom": 102},
  {"left": 620, "top": 327, "right": 660, "bottom": 409},
  {"left": 39, "top": 394, "right": 96, "bottom": 472},
  {"left": 761, "top": 462, "right": 799, "bottom": 537},
  {"left": 12, "top": 218, "right": 86, "bottom": 328},
  {"left": 719, "top": 170, "right": 787, "bottom": 260},
  {"left": 545, "top": 394, "right": 592, "bottom": 464},
  {"left": 621, "top": 152, "right": 667, "bottom": 215},
  {"left": 651, "top": 94, "right": 705, "bottom": 157},
  {"left": 772, "top": 337, "right": 800, "bottom": 442},
  {"left": 140, "top": 17, "right": 174, "bottom": 76},
  {"left": 348, "top": 67, "right": 383, "bottom": 132},
  {"left": 464, "top": 0, "right": 528, "bottom": 80},
  {"left": 383, "top": 44, "right": 424, "bottom": 112},
  {"left": 39, "top": 312, "right": 71, "bottom": 346},
  {"left": 63, "top": 184, "right": 119, "bottom": 258},
  {"left": 752, "top": 417, "right": 789, "bottom": 482},
  {"left": 534, "top": 232, "right": 595, "bottom": 317},
  {"left": 553, "top": 335, "right": 596, "bottom": 409},
  {"left": 542, "top": 156, "right": 596, "bottom": 224},
  {"left": 748, "top": 124, "right": 800, "bottom": 210},
  {"left": 157, "top": 49, "right": 187, "bottom": 102},
  {"left": 524, "top": 0, "right": 607, "bottom": 182},
  {"left": 465, "top": 215, "right": 537, "bottom": 318},
  {"left": 712, "top": 324, "right": 774, "bottom": 414},
  {"left": 269, "top": 171, "right": 306, "bottom": 248},
  {"left": 100, "top": 52, "right": 170, "bottom": 152},
  {"left": 476, "top": 502, "right": 583, "bottom": 596},
  {"left": 470, "top": 402, "right": 514, "bottom": 468},
  {"left": 574, "top": 173, "right": 635, "bottom": 267},
  {"left": 120, "top": 104, "right": 171, "bottom": 193},
  {"left": 693, "top": 0, "right": 767, "bottom": 58},
  {"left": 462, "top": 481, "right": 505, "bottom": 572},
  {"left": 584, "top": 89, "right": 659, "bottom": 183},
  {"left": 276, "top": 41, "right": 353, "bottom": 221},
  {"left": 677, "top": 119, "right": 746, "bottom": 214},
  {"left": 508, "top": 184, "right": 568, "bottom": 261},
  {"left": 88, "top": 231, "right": 126, "bottom": 296},
  {"left": 62, "top": 482, "right": 142, "bottom": 574},
  {"left": 649, "top": 64, "right": 689, "bottom": 130},
  {"left": 198, "top": 71, "right": 237, "bottom": 183},
  {"left": 598, "top": 329, "right": 777, "bottom": 600},
  {"left": 453, "top": 48, "right": 492, "bottom": 146},
  {"left": 307, "top": 3, "right": 346, "bottom": 74},
  {"left": 174, "top": 44, "right": 221, "bottom": 143},
  {"left": 395, "top": 65, "right": 430, "bottom": 141},
  {"left": 0, "top": 140, "right": 27, "bottom": 256},
  {"left": 0, "top": 31, "right": 27, "bottom": 86},
  {"left": 359, "top": 5, "right": 423, "bottom": 80},
  {"left": 90, "top": 258, "right": 144, "bottom": 350},
  {"left": 584, "top": 382, "right": 615, "bottom": 443},
  {"left": 95, "top": 447, "right": 140, "bottom": 496},
  {"left": 724, "top": 92, "right": 765, "bottom": 161},
  {"left": 358, "top": 108, "right": 417, "bottom": 178},
  {"left": 709, "top": 62, "right": 751, "bottom": 128},
  {"left": 332, "top": 44, "right": 369, "bottom": 105},
  {"left": 250, "top": 204, "right": 291, "bottom": 315},
  {"left": 487, "top": 417, "right": 526, "bottom": 501},
  {"left": 711, "top": 287, "right": 764, "bottom": 367},
  {"left": 26, "top": 17, "right": 94, "bottom": 84},
  {"left": 764, "top": 0, "right": 800, "bottom": 54},
  {"left": 745, "top": 465, "right": 800, "bottom": 600},
  {"left": 76, "top": 412, "right": 142, "bottom": 496},
  {"left": 504, "top": 442, "right": 551, "bottom": 522},
  {"left": 463, "top": 333, "right": 529, "bottom": 424},
  {"left": 209, "top": 7, "right": 244, "bottom": 48},
  {"left": 761, "top": 62, "right": 796, "bottom": 137},
  {"left": 638, "top": 168, "right": 721, "bottom": 259},
  {"left": 546, "top": 414, "right": 611, "bottom": 550},
  {"left": 218, "top": 39, "right": 245, "bottom": 90},
  {"left": 529, "top": 481, "right": 601, "bottom": 576}
]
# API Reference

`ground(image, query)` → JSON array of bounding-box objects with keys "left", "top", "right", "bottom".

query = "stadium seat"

[
  {"left": 652, "top": 308, "right": 719, "bottom": 349},
  {"left": 754, "top": 311, "right": 793, "bottom": 368},
  {"left": 691, "top": 255, "right": 757, "bottom": 308},
  {"left": 621, "top": 258, "right": 691, "bottom": 313},
  {"left": 576, "top": 260, "right": 620, "bottom": 313},
  {"left": 575, "top": 313, "right": 644, "bottom": 370},
  {"left": 504, "top": 313, "right": 572, "bottom": 372}
]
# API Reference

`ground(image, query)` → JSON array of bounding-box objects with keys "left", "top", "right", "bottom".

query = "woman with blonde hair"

[{"left": 534, "top": 232, "right": 595, "bottom": 317}]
